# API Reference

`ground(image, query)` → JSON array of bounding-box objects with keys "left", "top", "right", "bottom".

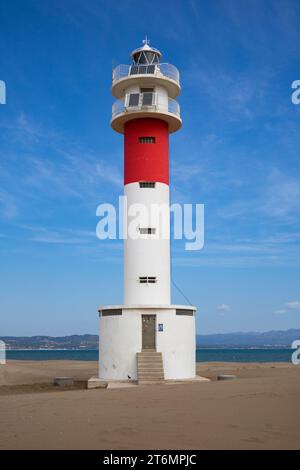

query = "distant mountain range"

[
  {"left": 1, "top": 329, "right": 299, "bottom": 349},
  {"left": 0, "top": 334, "right": 98, "bottom": 350},
  {"left": 196, "top": 329, "right": 300, "bottom": 348}
]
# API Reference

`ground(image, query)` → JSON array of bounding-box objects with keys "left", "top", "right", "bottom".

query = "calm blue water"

[{"left": 6, "top": 348, "right": 292, "bottom": 362}]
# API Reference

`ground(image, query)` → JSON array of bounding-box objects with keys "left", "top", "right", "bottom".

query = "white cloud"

[
  {"left": 273, "top": 309, "right": 286, "bottom": 315},
  {"left": 286, "top": 301, "right": 300, "bottom": 310},
  {"left": 272, "top": 301, "right": 300, "bottom": 315},
  {"left": 216, "top": 303, "right": 232, "bottom": 313}
]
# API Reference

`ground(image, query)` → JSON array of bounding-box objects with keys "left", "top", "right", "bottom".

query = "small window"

[
  {"left": 139, "top": 182, "right": 156, "bottom": 188},
  {"left": 139, "top": 276, "right": 157, "bottom": 284},
  {"left": 128, "top": 93, "right": 139, "bottom": 107},
  {"left": 139, "top": 228, "right": 156, "bottom": 235},
  {"left": 139, "top": 137, "right": 156, "bottom": 144},
  {"left": 142, "top": 92, "right": 153, "bottom": 106},
  {"left": 141, "top": 88, "right": 154, "bottom": 93},
  {"left": 101, "top": 309, "right": 122, "bottom": 316},
  {"left": 176, "top": 309, "right": 194, "bottom": 316}
]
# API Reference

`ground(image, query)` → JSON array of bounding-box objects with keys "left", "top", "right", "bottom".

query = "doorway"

[{"left": 142, "top": 314, "right": 156, "bottom": 350}]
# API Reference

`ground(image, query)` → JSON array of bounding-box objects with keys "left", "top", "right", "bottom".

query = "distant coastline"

[
  {"left": 1, "top": 329, "right": 299, "bottom": 350},
  {"left": 4, "top": 348, "right": 293, "bottom": 363}
]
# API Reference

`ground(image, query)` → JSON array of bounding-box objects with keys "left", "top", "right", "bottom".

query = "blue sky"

[{"left": 0, "top": 0, "right": 300, "bottom": 336}]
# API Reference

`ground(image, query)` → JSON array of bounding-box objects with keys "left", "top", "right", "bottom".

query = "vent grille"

[
  {"left": 176, "top": 309, "right": 194, "bottom": 316},
  {"left": 139, "top": 182, "right": 156, "bottom": 188},
  {"left": 139, "top": 136, "right": 156, "bottom": 144},
  {"left": 139, "top": 277, "right": 157, "bottom": 284},
  {"left": 139, "top": 228, "right": 156, "bottom": 235},
  {"left": 101, "top": 309, "right": 122, "bottom": 316}
]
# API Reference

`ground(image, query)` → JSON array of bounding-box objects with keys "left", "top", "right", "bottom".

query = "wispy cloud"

[
  {"left": 218, "top": 167, "right": 300, "bottom": 224},
  {"left": 286, "top": 301, "right": 300, "bottom": 311},
  {"left": 273, "top": 309, "right": 286, "bottom": 315},
  {"left": 0, "top": 190, "right": 17, "bottom": 218},
  {"left": 0, "top": 113, "right": 123, "bottom": 210},
  {"left": 217, "top": 303, "right": 232, "bottom": 313},
  {"left": 273, "top": 301, "right": 300, "bottom": 315}
]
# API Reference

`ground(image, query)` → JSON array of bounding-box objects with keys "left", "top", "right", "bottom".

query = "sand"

[{"left": 0, "top": 360, "right": 299, "bottom": 449}]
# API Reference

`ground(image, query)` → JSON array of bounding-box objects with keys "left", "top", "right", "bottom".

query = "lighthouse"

[{"left": 98, "top": 39, "right": 196, "bottom": 383}]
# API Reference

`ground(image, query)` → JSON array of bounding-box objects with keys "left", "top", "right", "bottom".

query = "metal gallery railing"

[{"left": 112, "top": 63, "right": 180, "bottom": 85}]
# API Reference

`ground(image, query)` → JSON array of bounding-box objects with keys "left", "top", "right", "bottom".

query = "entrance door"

[{"left": 142, "top": 315, "right": 156, "bottom": 350}]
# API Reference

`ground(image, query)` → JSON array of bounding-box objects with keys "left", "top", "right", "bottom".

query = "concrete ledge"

[
  {"left": 99, "top": 303, "right": 196, "bottom": 312},
  {"left": 88, "top": 377, "right": 138, "bottom": 389},
  {"left": 53, "top": 377, "right": 74, "bottom": 387},
  {"left": 165, "top": 375, "right": 210, "bottom": 384},
  {"left": 217, "top": 374, "right": 237, "bottom": 381},
  {"left": 87, "top": 377, "right": 108, "bottom": 389}
]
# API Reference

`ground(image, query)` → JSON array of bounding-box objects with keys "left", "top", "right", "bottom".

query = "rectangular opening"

[
  {"left": 142, "top": 92, "right": 153, "bottom": 106},
  {"left": 128, "top": 93, "right": 140, "bottom": 107},
  {"left": 142, "top": 314, "right": 156, "bottom": 350},
  {"left": 139, "top": 228, "right": 156, "bottom": 235},
  {"left": 176, "top": 309, "right": 194, "bottom": 316},
  {"left": 139, "top": 182, "right": 156, "bottom": 188},
  {"left": 101, "top": 309, "right": 122, "bottom": 316},
  {"left": 141, "top": 88, "right": 154, "bottom": 93},
  {"left": 139, "top": 136, "right": 156, "bottom": 144},
  {"left": 139, "top": 276, "right": 157, "bottom": 284}
]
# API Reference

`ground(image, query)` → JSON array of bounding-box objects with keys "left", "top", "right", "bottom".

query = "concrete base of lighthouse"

[{"left": 98, "top": 305, "right": 196, "bottom": 381}]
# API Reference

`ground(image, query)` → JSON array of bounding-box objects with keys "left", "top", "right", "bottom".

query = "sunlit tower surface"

[{"left": 98, "top": 39, "right": 196, "bottom": 383}]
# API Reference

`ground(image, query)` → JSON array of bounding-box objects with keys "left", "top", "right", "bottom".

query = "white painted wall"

[
  {"left": 99, "top": 308, "right": 196, "bottom": 380},
  {"left": 99, "top": 310, "right": 142, "bottom": 380},
  {"left": 122, "top": 83, "right": 169, "bottom": 114},
  {"left": 155, "top": 85, "right": 169, "bottom": 112},
  {"left": 156, "top": 310, "right": 196, "bottom": 379},
  {"left": 124, "top": 182, "right": 170, "bottom": 305}
]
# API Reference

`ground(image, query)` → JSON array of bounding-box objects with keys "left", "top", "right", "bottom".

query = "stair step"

[
  {"left": 138, "top": 380, "right": 164, "bottom": 385},
  {"left": 137, "top": 353, "right": 162, "bottom": 357},
  {"left": 138, "top": 374, "right": 164, "bottom": 377},
  {"left": 137, "top": 351, "right": 162, "bottom": 357},
  {"left": 138, "top": 377, "right": 164, "bottom": 381},
  {"left": 138, "top": 371, "right": 164, "bottom": 376},
  {"left": 138, "top": 361, "right": 162, "bottom": 369},
  {"left": 136, "top": 351, "right": 165, "bottom": 385},
  {"left": 137, "top": 357, "right": 162, "bottom": 360}
]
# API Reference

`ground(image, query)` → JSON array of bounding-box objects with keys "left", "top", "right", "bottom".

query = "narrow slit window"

[
  {"left": 139, "top": 136, "right": 156, "bottom": 144},
  {"left": 139, "top": 276, "right": 157, "bottom": 284},
  {"left": 139, "top": 182, "right": 156, "bottom": 188},
  {"left": 139, "top": 227, "right": 156, "bottom": 235},
  {"left": 101, "top": 309, "right": 122, "bottom": 316},
  {"left": 176, "top": 309, "right": 194, "bottom": 316}
]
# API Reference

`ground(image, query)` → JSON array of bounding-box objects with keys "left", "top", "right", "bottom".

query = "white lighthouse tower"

[{"left": 98, "top": 39, "right": 196, "bottom": 383}]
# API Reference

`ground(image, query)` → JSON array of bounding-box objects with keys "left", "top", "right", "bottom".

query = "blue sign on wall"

[{"left": 158, "top": 323, "right": 163, "bottom": 332}]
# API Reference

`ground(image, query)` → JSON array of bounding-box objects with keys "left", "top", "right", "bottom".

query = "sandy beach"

[{"left": 0, "top": 360, "right": 299, "bottom": 450}]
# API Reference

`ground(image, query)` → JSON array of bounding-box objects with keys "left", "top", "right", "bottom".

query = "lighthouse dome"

[{"left": 131, "top": 38, "right": 162, "bottom": 65}]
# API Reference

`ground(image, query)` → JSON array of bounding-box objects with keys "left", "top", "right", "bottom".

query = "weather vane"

[{"left": 142, "top": 35, "right": 150, "bottom": 46}]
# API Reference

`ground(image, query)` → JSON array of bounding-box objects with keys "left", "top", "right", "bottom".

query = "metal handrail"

[
  {"left": 112, "top": 93, "right": 180, "bottom": 119},
  {"left": 112, "top": 63, "right": 180, "bottom": 85}
]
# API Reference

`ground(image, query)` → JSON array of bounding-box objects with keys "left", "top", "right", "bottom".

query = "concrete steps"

[{"left": 137, "top": 351, "right": 165, "bottom": 385}]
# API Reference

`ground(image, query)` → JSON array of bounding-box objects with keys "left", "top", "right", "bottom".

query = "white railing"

[
  {"left": 112, "top": 63, "right": 180, "bottom": 85},
  {"left": 112, "top": 93, "right": 180, "bottom": 119}
]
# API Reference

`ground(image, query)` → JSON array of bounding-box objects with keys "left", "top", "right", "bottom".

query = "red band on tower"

[{"left": 124, "top": 118, "right": 169, "bottom": 185}]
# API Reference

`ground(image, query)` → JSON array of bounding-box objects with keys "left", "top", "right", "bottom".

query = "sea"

[{"left": 5, "top": 348, "right": 293, "bottom": 363}]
